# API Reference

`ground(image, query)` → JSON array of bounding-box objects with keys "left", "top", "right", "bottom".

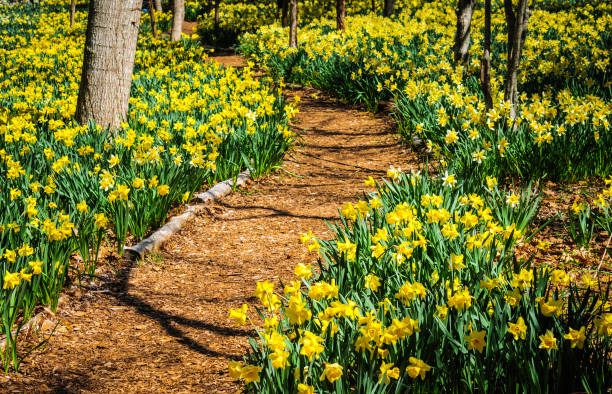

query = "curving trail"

[{"left": 3, "top": 55, "right": 417, "bottom": 393}]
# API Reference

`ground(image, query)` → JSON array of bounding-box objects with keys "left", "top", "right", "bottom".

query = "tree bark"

[
  {"left": 453, "top": 0, "right": 476, "bottom": 65},
  {"left": 504, "top": 0, "right": 530, "bottom": 120},
  {"left": 171, "top": 0, "right": 184, "bottom": 41},
  {"left": 336, "top": 0, "right": 345, "bottom": 32},
  {"left": 70, "top": 0, "right": 76, "bottom": 27},
  {"left": 154, "top": 0, "right": 162, "bottom": 12},
  {"left": 276, "top": 0, "right": 282, "bottom": 20},
  {"left": 281, "top": 0, "right": 290, "bottom": 27},
  {"left": 147, "top": 0, "right": 158, "bottom": 38},
  {"left": 214, "top": 0, "right": 220, "bottom": 29},
  {"left": 289, "top": 0, "right": 297, "bottom": 48},
  {"left": 75, "top": 0, "right": 141, "bottom": 130},
  {"left": 480, "top": 0, "right": 493, "bottom": 110},
  {"left": 383, "top": 0, "right": 395, "bottom": 17},
  {"left": 371, "top": 0, "right": 376, "bottom": 13}
]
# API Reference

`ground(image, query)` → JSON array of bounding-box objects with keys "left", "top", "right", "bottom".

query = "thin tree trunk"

[
  {"left": 147, "top": 0, "right": 158, "bottom": 38},
  {"left": 383, "top": 0, "right": 395, "bottom": 17},
  {"left": 276, "top": 0, "right": 282, "bottom": 20},
  {"left": 281, "top": 0, "right": 290, "bottom": 27},
  {"left": 480, "top": 0, "right": 493, "bottom": 110},
  {"left": 75, "top": 0, "right": 141, "bottom": 130},
  {"left": 154, "top": 0, "right": 162, "bottom": 12},
  {"left": 336, "top": 0, "right": 345, "bottom": 32},
  {"left": 70, "top": 0, "right": 76, "bottom": 27},
  {"left": 289, "top": 0, "right": 297, "bottom": 48},
  {"left": 214, "top": 0, "right": 220, "bottom": 29},
  {"left": 504, "top": 0, "right": 530, "bottom": 120},
  {"left": 171, "top": 0, "right": 184, "bottom": 41},
  {"left": 453, "top": 0, "right": 476, "bottom": 65},
  {"left": 504, "top": 0, "right": 515, "bottom": 64},
  {"left": 371, "top": 0, "right": 376, "bottom": 13}
]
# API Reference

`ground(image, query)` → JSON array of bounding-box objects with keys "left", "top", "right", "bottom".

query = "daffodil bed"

[
  {"left": 238, "top": 1, "right": 612, "bottom": 182},
  {"left": 195, "top": 0, "right": 276, "bottom": 47},
  {"left": 0, "top": 1, "right": 295, "bottom": 371},
  {"left": 229, "top": 170, "right": 611, "bottom": 392},
  {"left": 193, "top": 0, "right": 412, "bottom": 48}
]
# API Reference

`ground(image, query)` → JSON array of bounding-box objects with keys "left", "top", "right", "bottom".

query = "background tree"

[
  {"left": 504, "top": 0, "right": 531, "bottom": 119},
  {"left": 453, "top": 0, "right": 476, "bottom": 65},
  {"left": 75, "top": 0, "right": 141, "bottom": 130},
  {"left": 213, "top": 0, "right": 220, "bottom": 29},
  {"left": 336, "top": 0, "right": 345, "bottom": 32},
  {"left": 154, "top": 0, "right": 162, "bottom": 12},
  {"left": 70, "top": 0, "right": 76, "bottom": 27},
  {"left": 279, "top": 0, "right": 290, "bottom": 27},
  {"left": 289, "top": 0, "right": 297, "bottom": 48},
  {"left": 383, "top": 0, "right": 395, "bottom": 17},
  {"left": 147, "top": 0, "right": 158, "bottom": 38},
  {"left": 171, "top": 0, "right": 184, "bottom": 41},
  {"left": 480, "top": 0, "right": 493, "bottom": 109}
]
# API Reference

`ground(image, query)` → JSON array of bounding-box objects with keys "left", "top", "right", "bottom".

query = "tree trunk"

[
  {"left": 383, "top": 0, "right": 395, "bottom": 17},
  {"left": 171, "top": 0, "right": 184, "bottom": 41},
  {"left": 70, "top": 0, "right": 76, "bottom": 27},
  {"left": 75, "top": 0, "right": 141, "bottom": 130},
  {"left": 289, "top": 0, "right": 297, "bottom": 48},
  {"left": 214, "top": 0, "right": 220, "bottom": 29},
  {"left": 371, "top": 0, "right": 376, "bottom": 13},
  {"left": 147, "top": 0, "right": 158, "bottom": 38},
  {"left": 336, "top": 0, "right": 345, "bottom": 32},
  {"left": 276, "top": 0, "right": 282, "bottom": 20},
  {"left": 480, "top": 0, "right": 493, "bottom": 110},
  {"left": 504, "top": 0, "right": 530, "bottom": 120},
  {"left": 453, "top": 0, "right": 476, "bottom": 65},
  {"left": 281, "top": 0, "right": 290, "bottom": 27},
  {"left": 154, "top": 0, "right": 162, "bottom": 12}
]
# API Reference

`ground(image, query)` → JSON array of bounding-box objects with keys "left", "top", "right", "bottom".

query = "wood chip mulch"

[{"left": 516, "top": 180, "right": 612, "bottom": 281}]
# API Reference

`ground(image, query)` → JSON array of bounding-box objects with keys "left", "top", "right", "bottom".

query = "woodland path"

[{"left": 2, "top": 55, "right": 417, "bottom": 393}]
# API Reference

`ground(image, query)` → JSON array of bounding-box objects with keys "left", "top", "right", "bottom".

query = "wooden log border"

[{"left": 124, "top": 169, "right": 251, "bottom": 260}]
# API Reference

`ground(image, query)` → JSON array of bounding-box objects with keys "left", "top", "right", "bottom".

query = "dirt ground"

[
  {"left": 1, "top": 56, "right": 417, "bottom": 392},
  {"left": 182, "top": 21, "right": 198, "bottom": 36}
]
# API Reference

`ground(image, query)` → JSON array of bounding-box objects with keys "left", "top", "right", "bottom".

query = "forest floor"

[{"left": 1, "top": 54, "right": 418, "bottom": 393}]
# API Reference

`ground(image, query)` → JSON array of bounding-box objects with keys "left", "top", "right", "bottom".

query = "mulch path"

[{"left": 1, "top": 56, "right": 417, "bottom": 392}]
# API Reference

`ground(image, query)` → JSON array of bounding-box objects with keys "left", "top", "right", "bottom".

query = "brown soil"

[
  {"left": 516, "top": 181, "right": 612, "bottom": 277},
  {"left": 1, "top": 56, "right": 417, "bottom": 392},
  {"left": 205, "top": 53, "right": 246, "bottom": 68},
  {"left": 182, "top": 21, "right": 198, "bottom": 36}
]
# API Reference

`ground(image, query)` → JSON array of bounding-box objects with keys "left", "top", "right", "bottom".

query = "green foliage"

[
  {"left": 566, "top": 180, "right": 612, "bottom": 249},
  {"left": 566, "top": 204, "right": 595, "bottom": 248}
]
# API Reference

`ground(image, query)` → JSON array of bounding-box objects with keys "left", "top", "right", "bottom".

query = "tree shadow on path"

[{"left": 104, "top": 257, "right": 249, "bottom": 361}]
